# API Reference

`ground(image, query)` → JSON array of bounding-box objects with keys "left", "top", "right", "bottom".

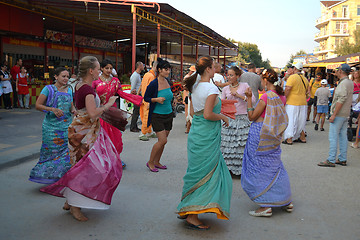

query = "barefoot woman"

[{"left": 41, "top": 56, "right": 121, "bottom": 221}]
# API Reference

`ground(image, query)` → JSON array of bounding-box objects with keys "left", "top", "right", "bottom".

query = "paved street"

[{"left": 0, "top": 109, "right": 359, "bottom": 240}]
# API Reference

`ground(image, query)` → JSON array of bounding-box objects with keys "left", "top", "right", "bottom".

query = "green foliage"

[
  {"left": 229, "top": 39, "right": 271, "bottom": 68},
  {"left": 286, "top": 50, "right": 307, "bottom": 68},
  {"left": 335, "top": 29, "right": 360, "bottom": 55},
  {"left": 120, "top": 74, "right": 130, "bottom": 84}
]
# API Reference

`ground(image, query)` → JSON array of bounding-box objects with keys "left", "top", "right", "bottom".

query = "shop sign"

[
  {"left": 3, "top": 37, "right": 44, "bottom": 47},
  {"left": 326, "top": 63, "right": 343, "bottom": 69},
  {"left": 44, "top": 72, "right": 49, "bottom": 79},
  {"left": 81, "top": 48, "right": 103, "bottom": 55},
  {"left": 121, "top": 84, "right": 131, "bottom": 91},
  {"left": 49, "top": 43, "right": 73, "bottom": 52},
  {"left": 346, "top": 56, "right": 360, "bottom": 64}
]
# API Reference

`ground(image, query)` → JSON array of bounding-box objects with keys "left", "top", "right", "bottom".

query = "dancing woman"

[
  {"left": 41, "top": 56, "right": 121, "bottom": 222},
  {"left": 177, "top": 56, "right": 232, "bottom": 230},
  {"left": 92, "top": 59, "right": 143, "bottom": 167},
  {"left": 29, "top": 67, "right": 75, "bottom": 184},
  {"left": 144, "top": 58, "right": 173, "bottom": 172},
  {"left": 221, "top": 66, "right": 255, "bottom": 176},
  {"left": 241, "top": 69, "right": 293, "bottom": 217}
]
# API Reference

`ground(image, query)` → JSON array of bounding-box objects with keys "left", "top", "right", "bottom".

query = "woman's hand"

[
  {"left": 52, "top": 108, "right": 64, "bottom": 118},
  {"left": 107, "top": 96, "right": 118, "bottom": 107},
  {"left": 156, "top": 97, "right": 165, "bottom": 104},
  {"left": 245, "top": 87, "right": 252, "bottom": 98},
  {"left": 221, "top": 115, "right": 229, "bottom": 127},
  {"left": 230, "top": 87, "right": 237, "bottom": 96}
]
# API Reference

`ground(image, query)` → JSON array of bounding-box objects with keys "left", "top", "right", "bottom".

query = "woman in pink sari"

[
  {"left": 41, "top": 56, "right": 128, "bottom": 222},
  {"left": 92, "top": 59, "right": 143, "bottom": 168}
]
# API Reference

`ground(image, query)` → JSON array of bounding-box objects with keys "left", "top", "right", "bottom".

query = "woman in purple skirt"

[{"left": 241, "top": 69, "right": 293, "bottom": 217}]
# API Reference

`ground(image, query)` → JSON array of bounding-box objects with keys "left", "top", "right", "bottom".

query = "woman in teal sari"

[{"left": 177, "top": 56, "right": 232, "bottom": 230}]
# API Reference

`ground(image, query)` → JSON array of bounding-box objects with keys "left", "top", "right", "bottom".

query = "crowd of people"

[{"left": 14, "top": 53, "right": 358, "bottom": 230}]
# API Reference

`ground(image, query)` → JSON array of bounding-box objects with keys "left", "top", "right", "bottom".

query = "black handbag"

[{"left": 101, "top": 107, "right": 128, "bottom": 131}]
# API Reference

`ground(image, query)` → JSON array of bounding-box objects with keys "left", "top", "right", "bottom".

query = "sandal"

[
  {"left": 282, "top": 203, "right": 294, "bottom": 213},
  {"left": 294, "top": 138, "right": 306, "bottom": 143},
  {"left": 282, "top": 140, "right": 293, "bottom": 145},
  {"left": 335, "top": 160, "right": 347, "bottom": 166},
  {"left": 63, "top": 201, "right": 70, "bottom": 211},
  {"left": 186, "top": 221, "right": 210, "bottom": 230},
  {"left": 318, "top": 160, "right": 335, "bottom": 167}
]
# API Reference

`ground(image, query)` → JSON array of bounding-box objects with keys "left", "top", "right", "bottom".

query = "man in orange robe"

[{"left": 138, "top": 61, "right": 157, "bottom": 141}]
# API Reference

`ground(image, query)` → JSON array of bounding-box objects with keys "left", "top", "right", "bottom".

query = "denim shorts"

[{"left": 317, "top": 105, "right": 328, "bottom": 113}]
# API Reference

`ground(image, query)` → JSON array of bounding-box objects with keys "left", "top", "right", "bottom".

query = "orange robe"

[{"left": 140, "top": 70, "right": 156, "bottom": 134}]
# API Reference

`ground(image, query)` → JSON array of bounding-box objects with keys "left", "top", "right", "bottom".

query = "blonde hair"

[{"left": 77, "top": 56, "right": 98, "bottom": 80}]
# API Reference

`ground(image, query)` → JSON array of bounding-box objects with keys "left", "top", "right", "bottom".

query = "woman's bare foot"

[
  {"left": 186, "top": 214, "right": 210, "bottom": 230},
  {"left": 70, "top": 206, "right": 88, "bottom": 222},
  {"left": 63, "top": 201, "right": 70, "bottom": 211}
]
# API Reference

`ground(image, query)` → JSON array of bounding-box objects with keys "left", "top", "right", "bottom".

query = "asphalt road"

[{"left": 0, "top": 113, "right": 359, "bottom": 240}]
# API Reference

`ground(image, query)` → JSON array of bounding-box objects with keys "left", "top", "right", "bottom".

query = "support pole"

[
  {"left": 131, "top": 5, "right": 136, "bottom": 73},
  {"left": 195, "top": 41, "right": 198, "bottom": 60},
  {"left": 223, "top": 49, "right": 226, "bottom": 69},
  {"left": 72, "top": 17, "right": 75, "bottom": 74},
  {"left": 217, "top": 47, "right": 220, "bottom": 62},
  {"left": 208, "top": 45, "right": 211, "bottom": 56},
  {"left": 115, "top": 28, "right": 118, "bottom": 71},
  {"left": 0, "top": 36, "right": 3, "bottom": 63},
  {"left": 44, "top": 42, "right": 49, "bottom": 82},
  {"left": 180, "top": 34, "right": 184, "bottom": 81},
  {"left": 157, "top": 24, "right": 161, "bottom": 58},
  {"left": 144, "top": 43, "right": 148, "bottom": 67}
]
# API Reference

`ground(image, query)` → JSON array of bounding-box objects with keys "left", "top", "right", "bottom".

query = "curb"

[{"left": 0, "top": 152, "right": 40, "bottom": 171}]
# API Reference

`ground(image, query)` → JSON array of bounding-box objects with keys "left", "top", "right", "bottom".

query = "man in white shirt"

[{"left": 130, "top": 61, "right": 144, "bottom": 132}]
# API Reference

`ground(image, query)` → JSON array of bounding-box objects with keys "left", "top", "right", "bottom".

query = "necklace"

[
  {"left": 230, "top": 83, "right": 239, "bottom": 88},
  {"left": 101, "top": 75, "right": 111, "bottom": 82}
]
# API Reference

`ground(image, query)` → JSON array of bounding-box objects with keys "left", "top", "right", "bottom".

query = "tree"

[
  {"left": 229, "top": 39, "right": 271, "bottom": 68},
  {"left": 286, "top": 50, "right": 307, "bottom": 68},
  {"left": 335, "top": 29, "right": 360, "bottom": 55}
]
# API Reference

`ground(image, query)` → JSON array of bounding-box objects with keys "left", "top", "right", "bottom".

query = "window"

[
  {"left": 358, "top": 5, "right": 360, "bottom": 15},
  {"left": 342, "top": 5, "right": 348, "bottom": 18}
]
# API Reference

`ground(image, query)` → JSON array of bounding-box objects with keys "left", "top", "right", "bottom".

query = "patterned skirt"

[{"left": 221, "top": 114, "right": 250, "bottom": 176}]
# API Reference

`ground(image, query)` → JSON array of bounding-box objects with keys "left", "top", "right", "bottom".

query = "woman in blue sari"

[
  {"left": 29, "top": 67, "right": 75, "bottom": 184},
  {"left": 241, "top": 69, "right": 293, "bottom": 217},
  {"left": 177, "top": 56, "right": 232, "bottom": 230}
]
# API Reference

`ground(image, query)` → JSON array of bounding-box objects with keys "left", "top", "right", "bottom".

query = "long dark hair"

[
  {"left": 262, "top": 69, "right": 284, "bottom": 96},
  {"left": 183, "top": 56, "right": 213, "bottom": 93}
]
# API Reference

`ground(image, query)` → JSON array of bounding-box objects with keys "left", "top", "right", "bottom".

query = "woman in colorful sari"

[
  {"left": 92, "top": 59, "right": 143, "bottom": 168},
  {"left": 29, "top": 67, "right": 75, "bottom": 184},
  {"left": 177, "top": 56, "right": 232, "bottom": 230},
  {"left": 41, "top": 56, "right": 120, "bottom": 222},
  {"left": 241, "top": 69, "right": 293, "bottom": 217}
]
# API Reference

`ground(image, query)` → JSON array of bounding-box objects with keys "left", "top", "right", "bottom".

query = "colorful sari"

[
  {"left": 40, "top": 94, "right": 123, "bottom": 208},
  {"left": 177, "top": 99, "right": 232, "bottom": 220},
  {"left": 29, "top": 85, "right": 73, "bottom": 184},
  {"left": 92, "top": 77, "right": 142, "bottom": 155},
  {"left": 241, "top": 91, "right": 292, "bottom": 207}
]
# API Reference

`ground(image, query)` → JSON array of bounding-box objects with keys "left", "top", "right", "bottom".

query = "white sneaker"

[
  {"left": 147, "top": 133, "right": 157, "bottom": 138},
  {"left": 139, "top": 135, "right": 149, "bottom": 141}
]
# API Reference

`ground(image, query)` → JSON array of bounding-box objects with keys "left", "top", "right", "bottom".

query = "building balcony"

[
  {"left": 314, "top": 29, "right": 349, "bottom": 42},
  {"left": 313, "top": 48, "right": 335, "bottom": 55},
  {"left": 315, "top": 12, "right": 351, "bottom": 29}
]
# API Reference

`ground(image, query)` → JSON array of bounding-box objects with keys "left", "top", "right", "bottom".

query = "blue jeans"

[{"left": 327, "top": 117, "right": 348, "bottom": 163}]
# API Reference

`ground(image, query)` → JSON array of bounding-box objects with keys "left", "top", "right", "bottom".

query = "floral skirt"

[{"left": 221, "top": 114, "right": 250, "bottom": 175}]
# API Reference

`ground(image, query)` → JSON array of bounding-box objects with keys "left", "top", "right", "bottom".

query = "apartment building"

[{"left": 314, "top": 0, "right": 360, "bottom": 60}]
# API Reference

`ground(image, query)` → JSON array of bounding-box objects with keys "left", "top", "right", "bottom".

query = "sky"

[{"left": 160, "top": 0, "right": 321, "bottom": 68}]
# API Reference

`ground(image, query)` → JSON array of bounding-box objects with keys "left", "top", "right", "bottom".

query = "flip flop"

[
  {"left": 186, "top": 222, "right": 210, "bottom": 230},
  {"left": 350, "top": 143, "right": 358, "bottom": 149},
  {"left": 335, "top": 160, "right": 347, "bottom": 166},
  {"left": 282, "top": 140, "right": 293, "bottom": 145},
  {"left": 318, "top": 160, "right": 335, "bottom": 167}
]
